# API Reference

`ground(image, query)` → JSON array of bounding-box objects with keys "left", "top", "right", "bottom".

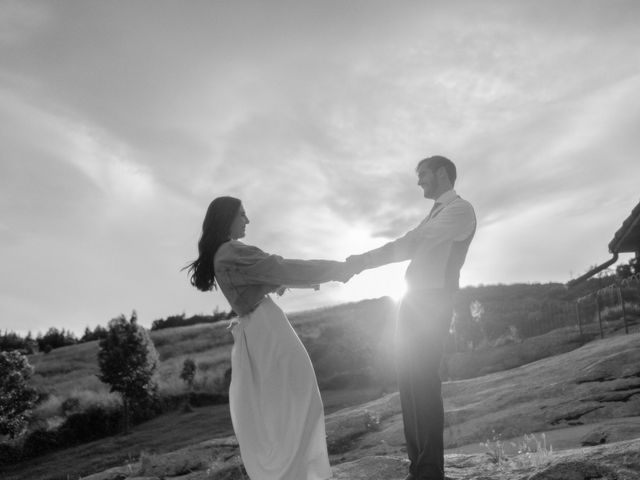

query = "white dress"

[{"left": 229, "top": 296, "right": 332, "bottom": 480}]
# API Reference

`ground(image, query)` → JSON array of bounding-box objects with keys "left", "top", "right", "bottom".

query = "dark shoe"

[{"left": 410, "top": 476, "right": 451, "bottom": 480}]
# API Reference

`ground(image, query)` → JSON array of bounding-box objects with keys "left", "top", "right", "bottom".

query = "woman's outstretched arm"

[{"left": 216, "top": 241, "right": 355, "bottom": 287}]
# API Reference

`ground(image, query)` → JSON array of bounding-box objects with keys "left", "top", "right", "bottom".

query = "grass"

[
  {"left": 1, "top": 403, "right": 232, "bottom": 480},
  {"left": 481, "top": 431, "right": 554, "bottom": 471},
  {"left": 23, "top": 298, "right": 394, "bottom": 431},
  {"left": 24, "top": 322, "right": 235, "bottom": 425},
  {"left": 0, "top": 387, "right": 383, "bottom": 480}
]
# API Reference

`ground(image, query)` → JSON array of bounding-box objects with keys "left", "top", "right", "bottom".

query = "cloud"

[
  {"left": 2, "top": 1, "right": 640, "bottom": 335},
  {"left": 0, "top": 0, "right": 50, "bottom": 45}
]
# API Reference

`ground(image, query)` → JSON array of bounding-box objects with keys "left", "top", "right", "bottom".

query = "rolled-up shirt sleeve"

[{"left": 219, "top": 242, "right": 344, "bottom": 287}]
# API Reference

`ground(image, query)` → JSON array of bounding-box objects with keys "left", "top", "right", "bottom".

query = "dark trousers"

[{"left": 396, "top": 291, "right": 452, "bottom": 480}]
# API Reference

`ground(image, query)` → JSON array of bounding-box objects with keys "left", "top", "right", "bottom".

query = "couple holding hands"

[{"left": 186, "top": 155, "right": 476, "bottom": 480}]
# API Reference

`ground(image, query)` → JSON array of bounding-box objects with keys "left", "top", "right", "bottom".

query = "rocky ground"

[{"left": 81, "top": 333, "right": 640, "bottom": 480}]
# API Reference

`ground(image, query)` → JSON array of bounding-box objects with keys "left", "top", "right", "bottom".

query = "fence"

[
  {"left": 516, "top": 302, "right": 578, "bottom": 338},
  {"left": 575, "top": 273, "right": 640, "bottom": 338}
]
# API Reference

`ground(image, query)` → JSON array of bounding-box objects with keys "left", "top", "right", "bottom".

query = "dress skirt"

[{"left": 229, "top": 296, "right": 332, "bottom": 480}]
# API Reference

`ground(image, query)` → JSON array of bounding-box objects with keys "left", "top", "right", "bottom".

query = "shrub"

[
  {"left": 21, "top": 428, "right": 60, "bottom": 459},
  {"left": 57, "top": 405, "right": 123, "bottom": 444},
  {"left": 0, "top": 350, "right": 39, "bottom": 438},
  {"left": 180, "top": 358, "right": 197, "bottom": 390},
  {"left": 128, "top": 394, "right": 162, "bottom": 424},
  {"left": 61, "top": 397, "right": 81, "bottom": 416},
  {"left": 0, "top": 442, "right": 21, "bottom": 466}
]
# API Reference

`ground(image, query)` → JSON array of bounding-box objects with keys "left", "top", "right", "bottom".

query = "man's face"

[{"left": 417, "top": 163, "right": 438, "bottom": 199}]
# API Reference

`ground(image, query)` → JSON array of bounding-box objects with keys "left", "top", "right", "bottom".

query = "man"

[{"left": 346, "top": 156, "right": 476, "bottom": 480}]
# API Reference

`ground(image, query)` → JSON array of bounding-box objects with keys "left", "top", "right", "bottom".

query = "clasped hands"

[
  {"left": 336, "top": 254, "right": 369, "bottom": 283},
  {"left": 276, "top": 254, "right": 370, "bottom": 296}
]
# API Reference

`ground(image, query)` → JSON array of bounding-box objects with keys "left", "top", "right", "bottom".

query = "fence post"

[
  {"left": 575, "top": 300, "right": 582, "bottom": 335},
  {"left": 617, "top": 284, "right": 629, "bottom": 334},
  {"left": 595, "top": 293, "right": 604, "bottom": 339}
]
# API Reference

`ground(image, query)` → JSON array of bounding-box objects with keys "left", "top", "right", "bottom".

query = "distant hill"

[{"left": 26, "top": 277, "right": 639, "bottom": 398}]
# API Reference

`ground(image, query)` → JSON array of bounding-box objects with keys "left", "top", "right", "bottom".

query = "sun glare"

[
  {"left": 341, "top": 227, "right": 411, "bottom": 303},
  {"left": 389, "top": 278, "right": 407, "bottom": 302}
]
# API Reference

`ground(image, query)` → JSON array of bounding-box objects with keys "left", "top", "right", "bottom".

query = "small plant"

[
  {"left": 514, "top": 433, "right": 553, "bottom": 468},
  {"left": 481, "top": 431, "right": 554, "bottom": 472},
  {"left": 363, "top": 410, "right": 381, "bottom": 432},
  {"left": 124, "top": 451, "right": 139, "bottom": 476},
  {"left": 180, "top": 358, "right": 197, "bottom": 390},
  {"left": 481, "top": 430, "right": 507, "bottom": 467}
]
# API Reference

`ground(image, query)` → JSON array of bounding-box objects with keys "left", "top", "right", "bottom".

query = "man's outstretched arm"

[{"left": 346, "top": 228, "right": 420, "bottom": 274}]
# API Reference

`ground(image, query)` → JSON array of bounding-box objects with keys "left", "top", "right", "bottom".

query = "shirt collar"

[{"left": 434, "top": 189, "right": 457, "bottom": 206}]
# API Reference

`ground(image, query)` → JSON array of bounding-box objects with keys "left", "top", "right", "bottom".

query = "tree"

[
  {"left": 630, "top": 257, "right": 639, "bottom": 276},
  {"left": 616, "top": 264, "right": 633, "bottom": 280},
  {"left": 97, "top": 311, "right": 159, "bottom": 433},
  {"left": 80, "top": 324, "right": 108, "bottom": 343},
  {"left": 0, "top": 350, "right": 39, "bottom": 438},
  {"left": 36, "top": 327, "right": 77, "bottom": 352},
  {"left": 180, "top": 358, "right": 197, "bottom": 390}
]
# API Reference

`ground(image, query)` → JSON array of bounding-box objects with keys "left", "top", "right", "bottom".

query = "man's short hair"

[{"left": 416, "top": 155, "right": 457, "bottom": 185}]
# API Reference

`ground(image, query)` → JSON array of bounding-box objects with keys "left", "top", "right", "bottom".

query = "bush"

[
  {"left": 180, "top": 358, "right": 197, "bottom": 389},
  {"left": 0, "top": 442, "right": 21, "bottom": 466},
  {"left": 61, "top": 397, "right": 81, "bottom": 416},
  {"left": 21, "top": 428, "right": 60, "bottom": 459},
  {"left": 188, "top": 392, "right": 229, "bottom": 407},
  {"left": 0, "top": 386, "right": 228, "bottom": 465},
  {"left": 129, "top": 394, "right": 162, "bottom": 424},
  {"left": 57, "top": 406, "right": 122, "bottom": 444}
]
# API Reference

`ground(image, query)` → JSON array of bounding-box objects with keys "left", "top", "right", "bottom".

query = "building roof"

[{"left": 608, "top": 199, "right": 640, "bottom": 254}]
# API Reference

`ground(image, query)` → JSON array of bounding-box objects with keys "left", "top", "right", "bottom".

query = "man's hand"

[
  {"left": 345, "top": 254, "right": 368, "bottom": 275},
  {"left": 334, "top": 260, "right": 361, "bottom": 283},
  {"left": 335, "top": 263, "right": 354, "bottom": 283}
]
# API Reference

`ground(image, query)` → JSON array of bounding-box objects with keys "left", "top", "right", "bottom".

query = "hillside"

[
  {"left": 70, "top": 332, "right": 640, "bottom": 479},
  {"left": 24, "top": 291, "right": 619, "bottom": 418},
  {"left": 5, "top": 288, "right": 639, "bottom": 479}
]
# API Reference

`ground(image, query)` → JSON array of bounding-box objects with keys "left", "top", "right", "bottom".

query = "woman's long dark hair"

[{"left": 185, "top": 196, "right": 242, "bottom": 291}]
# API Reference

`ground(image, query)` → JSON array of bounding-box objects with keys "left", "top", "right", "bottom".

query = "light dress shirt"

[{"left": 360, "top": 189, "right": 476, "bottom": 292}]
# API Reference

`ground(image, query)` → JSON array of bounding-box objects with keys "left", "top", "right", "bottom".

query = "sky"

[{"left": 1, "top": 0, "right": 640, "bottom": 336}]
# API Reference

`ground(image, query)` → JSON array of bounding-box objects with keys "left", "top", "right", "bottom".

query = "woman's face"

[{"left": 229, "top": 204, "right": 249, "bottom": 240}]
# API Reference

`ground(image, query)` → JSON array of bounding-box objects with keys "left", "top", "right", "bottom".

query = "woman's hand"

[
  {"left": 345, "top": 254, "right": 368, "bottom": 275},
  {"left": 336, "top": 261, "right": 360, "bottom": 283}
]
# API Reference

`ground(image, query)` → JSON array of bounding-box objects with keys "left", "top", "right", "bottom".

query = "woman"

[{"left": 186, "top": 196, "right": 352, "bottom": 480}]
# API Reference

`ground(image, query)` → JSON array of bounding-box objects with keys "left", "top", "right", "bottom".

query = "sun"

[
  {"left": 340, "top": 226, "right": 410, "bottom": 302},
  {"left": 341, "top": 262, "right": 409, "bottom": 305},
  {"left": 388, "top": 278, "right": 407, "bottom": 302}
]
